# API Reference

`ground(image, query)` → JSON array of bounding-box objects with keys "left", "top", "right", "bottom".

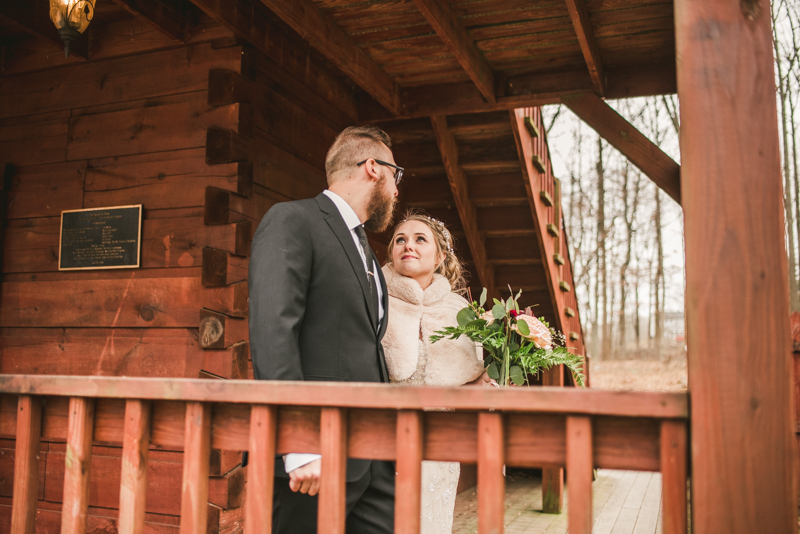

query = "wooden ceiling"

[{"left": 0, "top": 0, "right": 676, "bottom": 120}]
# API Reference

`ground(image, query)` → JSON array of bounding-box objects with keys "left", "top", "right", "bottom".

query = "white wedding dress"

[
  {"left": 395, "top": 340, "right": 462, "bottom": 534},
  {"left": 381, "top": 266, "right": 485, "bottom": 533}
]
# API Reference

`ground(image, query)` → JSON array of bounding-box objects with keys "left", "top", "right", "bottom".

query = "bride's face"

[{"left": 391, "top": 220, "right": 445, "bottom": 285}]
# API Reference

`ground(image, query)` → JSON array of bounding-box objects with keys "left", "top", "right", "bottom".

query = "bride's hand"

[{"left": 465, "top": 370, "right": 496, "bottom": 387}]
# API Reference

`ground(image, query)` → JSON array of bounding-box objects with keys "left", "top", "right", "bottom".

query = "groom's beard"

[{"left": 364, "top": 176, "right": 396, "bottom": 233}]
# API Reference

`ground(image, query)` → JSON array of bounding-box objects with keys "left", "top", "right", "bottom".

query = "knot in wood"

[
  {"left": 740, "top": 0, "right": 762, "bottom": 22},
  {"left": 200, "top": 315, "right": 224, "bottom": 348},
  {"left": 139, "top": 305, "right": 155, "bottom": 322}
]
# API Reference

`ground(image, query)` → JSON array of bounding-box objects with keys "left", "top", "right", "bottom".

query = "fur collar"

[{"left": 382, "top": 264, "right": 451, "bottom": 306}]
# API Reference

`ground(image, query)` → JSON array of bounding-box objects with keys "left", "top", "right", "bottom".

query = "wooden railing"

[{"left": 1, "top": 375, "right": 688, "bottom": 534}]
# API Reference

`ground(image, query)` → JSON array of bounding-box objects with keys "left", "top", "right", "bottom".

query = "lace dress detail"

[{"left": 394, "top": 340, "right": 461, "bottom": 533}]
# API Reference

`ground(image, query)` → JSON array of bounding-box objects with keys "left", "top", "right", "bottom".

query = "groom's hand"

[{"left": 288, "top": 458, "right": 321, "bottom": 495}]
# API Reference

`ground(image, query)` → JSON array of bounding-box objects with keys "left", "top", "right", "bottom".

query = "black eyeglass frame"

[{"left": 357, "top": 158, "right": 404, "bottom": 185}]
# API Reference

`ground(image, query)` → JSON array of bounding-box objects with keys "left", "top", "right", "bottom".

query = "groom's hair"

[{"left": 326, "top": 126, "right": 393, "bottom": 185}]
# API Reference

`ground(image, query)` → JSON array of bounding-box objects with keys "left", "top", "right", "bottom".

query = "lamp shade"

[{"left": 49, "top": 0, "right": 95, "bottom": 57}]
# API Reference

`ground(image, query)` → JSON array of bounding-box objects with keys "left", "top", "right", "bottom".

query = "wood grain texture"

[
  {"left": 477, "top": 412, "right": 504, "bottom": 534},
  {"left": 412, "top": 0, "right": 495, "bottom": 103},
  {"left": 395, "top": 411, "right": 423, "bottom": 534},
  {"left": 561, "top": 92, "right": 681, "bottom": 204},
  {"left": 566, "top": 415, "right": 592, "bottom": 534},
  {"left": 255, "top": 0, "right": 401, "bottom": 115},
  {"left": 118, "top": 400, "right": 151, "bottom": 534},
  {"left": 541, "top": 365, "right": 565, "bottom": 513},
  {"left": 61, "top": 397, "right": 95, "bottom": 534},
  {"left": 245, "top": 405, "right": 277, "bottom": 534},
  {"left": 319, "top": 407, "right": 347, "bottom": 534},
  {"left": 180, "top": 402, "right": 211, "bottom": 534},
  {"left": 0, "top": 376, "right": 688, "bottom": 417},
  {"left": 660, "top": 420, "right": 687, "bottom": 534},
  {"left": 10, "top": 395, "right": 42, "bottom": 534},
  {"left": 111, "top": 0, "right": 184, "bottom": 41},
  {"left": 564, "top": 0, "right": 605, "bottom": 95},
  {"left": 430, "top": 115, "right": 495, "bottom": 296},
  {"left": 675, "top": 0, "right": 795, "bottom": 532}
]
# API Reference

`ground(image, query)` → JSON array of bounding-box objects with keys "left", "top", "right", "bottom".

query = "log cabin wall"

[{"left": 0, "top": 9, "right": 354, "bottom": 532}]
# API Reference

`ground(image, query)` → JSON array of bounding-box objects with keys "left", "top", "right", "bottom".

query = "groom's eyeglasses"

[{"left": 357, "top": 159, "right": 404, "bottom": 185}]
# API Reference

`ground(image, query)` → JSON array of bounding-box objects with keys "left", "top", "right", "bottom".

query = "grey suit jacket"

[{"left": 248, "top": 192, "right": 389, "bottom": 481}]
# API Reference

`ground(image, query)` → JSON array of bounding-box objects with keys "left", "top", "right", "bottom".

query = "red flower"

[{"left": 509, "top": 309, "right": 519, "bottom": 318}]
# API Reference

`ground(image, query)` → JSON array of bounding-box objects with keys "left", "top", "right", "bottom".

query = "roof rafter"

[
  {"left": 360, "top": 62, "right": 676, "bottom": 121},
  {"left": 0, "top": 1, "right": 88, "bottom": 59},
  {"left": 412, "top": 0, "right": 495, "bottom": 104},
  {"left": 111, "top": 0, "right": 185, "bottom": 42},
  {"left": 561, "top": 92, "right": 681, "bottom": 204},
  {"left": 564, "top": 0, "right": 605, "bottom": 95},
  {"left": 256, "top": 0, "right": 402, "bottom": 116},
  {"left": 430, "top": 115, "right": 495, "bottom": 297}
]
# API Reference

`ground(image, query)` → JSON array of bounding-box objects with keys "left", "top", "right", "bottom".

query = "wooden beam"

[
  {"left": 564, "top": 0, "right": 605, "bottom": 95},
  {"left": 254, "top": 0, "right": 401, "bottom": 115},
  {"left": 0, "top": 1, "right": 87, "bottom": 59},
  {"left": 0, "top": 375, "right": 690, "bottom": 418},
  {"left": 111, "top": 0, "right": 185, "bottom": 42},
  {"left": 676, "top": 0, "right": 795, "bottom": 532},
  {"left": 430, "top": 115, "right": 495, "bottom": 296},
  {"left": 561, "top": 92, "right": 681, "bottom": 204},
  {"left": 361, "top": 61, "right": 676, "bottom": 121},
  {"left": 411, "top": 0, "right": 495, "bottom": 103}
]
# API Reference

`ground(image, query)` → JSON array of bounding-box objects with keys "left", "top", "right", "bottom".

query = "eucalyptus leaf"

[
  {"left": 488, "top": 322, "right": 502, "bottom": 331},
  {"left": 466, "top": 319, "right": 486, "bottom": 329},
  {"left": 516, "top": 319, "right": 530, "bottom": 336},
  {"left": 510, "top": 366, "right": 525, "bottom": 386},
  {"left": 479, "top": 287, "right": 487, "bottom": 307},
  {"left": 492, "top": 303, "right": 506, "bottom": 320},
  {"left": 487, "top": 362, "right": 499, "bottom": 380},
  {"left": 505, "top": 297, "right": 515, "bottom": 311},
  {"left": 508, "top": 342, "right": 519, "bottom": 352},
  {"left": 493, "top": 298, "right": 502, "bottom": 306},
  {"left": 457, "top": 307, "right": 477, "bottom": 327}
]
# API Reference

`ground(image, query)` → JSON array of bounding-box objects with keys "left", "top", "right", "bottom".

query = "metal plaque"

[{"left": 58, "top": 205, "right": 142, "bottom": 270}]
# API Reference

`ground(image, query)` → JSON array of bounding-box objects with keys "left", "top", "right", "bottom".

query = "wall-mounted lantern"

[{"left": 49, "top": 0, "right": 96, "bottom": 57}]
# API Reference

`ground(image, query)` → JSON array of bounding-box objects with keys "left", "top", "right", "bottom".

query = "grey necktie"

[{"left": 354, "top": 225, "right": 379, "bottom": 323}]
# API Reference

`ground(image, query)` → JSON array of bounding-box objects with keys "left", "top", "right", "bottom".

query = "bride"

[{"left": 381, "top": 212, "right": 492, "bottom": 533}]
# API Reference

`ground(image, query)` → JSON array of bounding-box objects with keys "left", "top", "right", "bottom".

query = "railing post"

[
  {"left": 478, "top": 412, "right": 504, "bottom": 534},
  {"left": 246, "top": 404, "right": 277, "bottom": 534},
  {"left": 61, "top": 397, "right": 96, "bottom": 534},
  {"left": 11, "top": 395, "right": 42, "bottom": 534},
  {"left": 660, "top": 420, "right": 688, "bottom": 534},
  {"left": 395, "top": 410, "right": 423, "bottom": 534},
  {"left": 180, "top": 402, "right": 211, "bottom": 534},
  {"left": 566, "top": 415, "right": 593, "bottom": 534},
  {"left": 118, "top": 399, "right": 152, "bottom": 534},
  {"left": 319, "top": 407, "right": 347, "bottom": 534}
]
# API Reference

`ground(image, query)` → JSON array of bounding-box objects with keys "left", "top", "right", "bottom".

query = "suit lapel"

[{"left": 316, "top": 194, "right": 379, "bottom": 329}]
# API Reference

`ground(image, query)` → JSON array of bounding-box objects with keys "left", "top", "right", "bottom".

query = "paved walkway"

[{"left": 453, "top": 469, "right": 663, "bottom": 534}]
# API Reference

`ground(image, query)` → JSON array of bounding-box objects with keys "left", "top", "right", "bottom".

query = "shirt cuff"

[{"left": 284, "top": 453, "right": 321, "bottom": 473}]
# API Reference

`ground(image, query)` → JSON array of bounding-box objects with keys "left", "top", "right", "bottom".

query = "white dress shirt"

[{"left": 284, "top": 190, "right": 385, "bottom": 474}]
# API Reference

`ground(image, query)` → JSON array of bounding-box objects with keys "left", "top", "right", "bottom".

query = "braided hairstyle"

[{"left": 385, "top": 210, "right": 468, "bottom": 293}]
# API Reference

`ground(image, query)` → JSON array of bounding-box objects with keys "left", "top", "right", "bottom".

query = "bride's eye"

[
  {"left": 416, "top": 236, "right": 427, "bottom": 243},
  {"left": 395, "top": 237, "right": 406, "bottom": 244}
]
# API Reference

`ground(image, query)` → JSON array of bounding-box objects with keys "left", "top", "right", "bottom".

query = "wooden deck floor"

[{"left": 453, "top": 469, "right": 664, "bottom": 534}]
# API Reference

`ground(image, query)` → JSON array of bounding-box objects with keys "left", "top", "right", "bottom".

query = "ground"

[
  {"left": 453, "top": 469, "right": 665, "bottom": 534},
  {"left": 588, "top": 358, "right": 687, "bottom": 392}
]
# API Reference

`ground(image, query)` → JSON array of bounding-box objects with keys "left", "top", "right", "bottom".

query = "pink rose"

[{"left": 513, "top": 315, "right": 553, "bottom": 349}]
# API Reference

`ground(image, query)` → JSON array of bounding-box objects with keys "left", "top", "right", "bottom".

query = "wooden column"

[
  {"left": 541, "top": 367, "right": 564, "bottom": 514},
  {"left": 118, "top": 400, "right": 152, "bottom": 534},
  {"left": 675, "top": 0, "right": 796, "bottom": 532},
  {"left": 395, "top": 411, "right": 423, "bottom": 534},
  {"left": 11, "top": 395, "right": 42, "bottom": 534}
]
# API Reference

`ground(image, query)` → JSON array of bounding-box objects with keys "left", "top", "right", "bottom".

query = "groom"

[{"left": 248, "top": 126, "right": 400, "bottom": 533}]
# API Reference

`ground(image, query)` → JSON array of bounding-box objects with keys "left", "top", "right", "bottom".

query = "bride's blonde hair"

[{"left": 385, "top": 210, "right": 467, "bottom": 293}]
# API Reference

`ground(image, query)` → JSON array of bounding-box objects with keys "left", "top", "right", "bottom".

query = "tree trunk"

[
  {"left": 654, "top": 189, "right": 665, "bottom": 362},
  {"left": 773, "top": 4, "right": 800, "bottom": 311},
  {"left": 596, "top": 137, "right": 609, "bottom": 359}
]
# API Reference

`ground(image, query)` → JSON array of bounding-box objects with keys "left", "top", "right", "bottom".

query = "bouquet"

[{"left": 430, "top": 287, "right": 585, "bottom": 387}]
